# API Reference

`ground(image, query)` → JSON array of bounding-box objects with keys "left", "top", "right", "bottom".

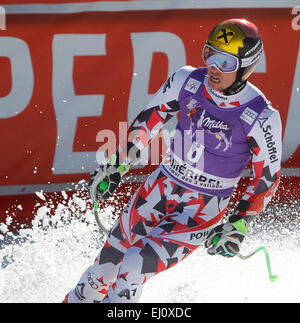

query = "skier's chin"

[{"left": 208, "top": 79, "right": 224, "bottom": 92}]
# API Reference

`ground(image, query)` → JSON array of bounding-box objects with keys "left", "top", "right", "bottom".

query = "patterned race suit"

[{"left": 65, "top": 66, "right": 282, "bottom": 303}]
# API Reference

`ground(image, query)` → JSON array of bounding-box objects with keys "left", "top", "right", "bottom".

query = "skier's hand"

[
  {"left": 204, "top": 219, "right": 248, "bottom": 257},
  {"left": 88, "top": 155, "right": 130, "bottom": 202}
]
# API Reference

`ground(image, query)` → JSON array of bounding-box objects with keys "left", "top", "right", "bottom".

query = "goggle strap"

[{"left": 240, "top": 47, "right": 263, "bottom": 68}]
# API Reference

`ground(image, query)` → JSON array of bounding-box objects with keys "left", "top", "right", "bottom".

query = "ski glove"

[
  {"left": 88, "top": 155, "right": 130, "bottom": 202},
  {"left": 205, "top": 219, "right": 248, "bottom": 257}
]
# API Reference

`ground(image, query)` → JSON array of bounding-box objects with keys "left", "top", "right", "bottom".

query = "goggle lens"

[{"left": 203, "top": 45, "right": 239, "bottom": 73}]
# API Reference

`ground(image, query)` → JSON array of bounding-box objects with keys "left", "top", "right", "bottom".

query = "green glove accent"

[
  {"left": 98, "top": 180, "right": 109, "bottom": 192},
  {"left": 232, "top": 218, "right": 249, "bottom": 235},
  {"left": 107, "top": 153, "right": 130, "bottom": 176},
  {"left": 212, "top": 235, "right": 221, "bottom": 246},
  {"left": 116, "top": 164, "right": 130, "bottom": 176}
]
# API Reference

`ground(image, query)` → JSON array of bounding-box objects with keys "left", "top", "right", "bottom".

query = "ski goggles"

[{"left": 203, "top": 44, "right": 239, "bottom": 73}]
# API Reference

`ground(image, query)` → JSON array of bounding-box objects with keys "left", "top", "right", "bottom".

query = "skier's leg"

[
  {"left": 103, "top": 190, "right": 230, "bottom": 303},
  {"left": 65, "top": 223, "right": 128, "bottom": 302},
  {"left": 64, "top": 167, "right": 167, "bottom": 303}
]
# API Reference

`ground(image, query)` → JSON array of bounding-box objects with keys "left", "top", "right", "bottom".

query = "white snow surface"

[{"left": 0, "top": 190, "right": 300, "bottom": 303}]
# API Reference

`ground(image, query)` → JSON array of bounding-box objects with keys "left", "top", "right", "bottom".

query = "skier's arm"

[
  {"left": 205, "top": 106, "right": 282, "bottom": 256},
  {"left": 229, "top": 106, "right": 282, "bottom": 224},
  {"left": 89, "top": 66, "right": 194, "bottom": 201},
  {"left": 116, "top": 66, "right": 195, "bottom": 166}
]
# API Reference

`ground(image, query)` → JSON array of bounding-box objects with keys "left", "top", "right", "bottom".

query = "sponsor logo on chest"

[
  {"left": 184, "top": 77, "right": 202, "bottom": 94},
  {"left": 185, "top": 98, "right": 233, "bottom": 152},
  {"left": 240, "top": 107, "right": 258, "bottom": 125}
]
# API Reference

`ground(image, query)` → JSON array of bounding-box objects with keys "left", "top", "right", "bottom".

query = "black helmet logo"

[{"left": 216, "top": 27, "right": 235, "bottom": 45}]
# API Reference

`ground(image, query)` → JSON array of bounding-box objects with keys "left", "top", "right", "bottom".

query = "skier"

[{"left": 63, "top": 18, "right": 282, "bottom": 303}]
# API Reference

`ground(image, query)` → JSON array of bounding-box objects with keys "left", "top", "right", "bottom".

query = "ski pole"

[
  {"left": 93, "top": 180, "right": 110, "bottom": 235},
  {"left": 212, "top": 236, "right": 277, "bottom": 282},
  {"left": 237, "top": 246, "right": 277, "bottom": 282}
]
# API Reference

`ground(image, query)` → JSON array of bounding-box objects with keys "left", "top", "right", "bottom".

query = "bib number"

[{"left": 186, "top": 142, "right": 204, "bottom": 164}]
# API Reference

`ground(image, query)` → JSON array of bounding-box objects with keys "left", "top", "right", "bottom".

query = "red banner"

[{"left": 0, "top": 3, "right": 299, "bottom": 212}]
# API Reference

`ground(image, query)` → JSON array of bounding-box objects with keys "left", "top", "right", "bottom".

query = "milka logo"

[
  {"left": 185, "top": 98, "right": 233, "bottom": 151},
  {"left": 199, "top": 116, "right": 229, "bottom": 131},
  {"left": 198, "top": 108, "right": 232, "bottom": 151},
  {"left": 197, "top": 109, "right": 229, "bottom": 131}
]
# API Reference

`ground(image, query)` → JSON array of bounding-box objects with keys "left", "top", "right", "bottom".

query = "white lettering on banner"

[
  {"left": 127, "top": 32, "right": 186, "bottom": 165},
  {"left": 52, "top": 34, "right": 106, "bottom": 174},
  {"left": 128, "top": 32, "right": 186, "bottom": 124},
  {"left": 0, "top": 6, "right": 5, "bottom": 30},
  {"left": 291, "top": 6, "right": 300, "bottom": 31},
  {"left": 282, "top": 43, "right": 300, "bottom": 162},
  {"left": 0, "top": 37, "right": 33, "bottom": 118}
]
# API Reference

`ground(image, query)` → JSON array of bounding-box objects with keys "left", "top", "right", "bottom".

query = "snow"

[
  {"left": 35, "top": 190, "right": 46, "bottom": 201},
  {"left": 0, "top": 194, "right": 300, "bottom": 303}
]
